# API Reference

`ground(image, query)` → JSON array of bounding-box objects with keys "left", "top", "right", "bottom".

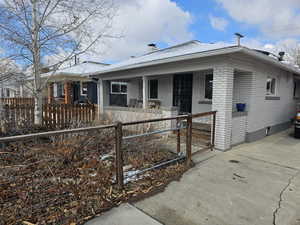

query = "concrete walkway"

[
  {"left": 134, "top": 130, "right": 300, "bottom": 225},
  {"left": 87, "top": 130, "right": 300, "bottom": 225},
  {"left": 85, "top": 203, "right": 162, "bottom": 225}
]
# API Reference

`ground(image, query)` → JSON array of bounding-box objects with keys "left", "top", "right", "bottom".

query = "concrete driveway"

[{"left": 134, "top": 130, "right": 300, "bottom": 225}]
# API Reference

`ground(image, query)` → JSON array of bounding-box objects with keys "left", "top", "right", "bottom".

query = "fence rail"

[
  {"left": 0, "top": 110, "right": 217, "bottom": 189},
  {"left": 2, "top": 103, "right": 96, "bottom": 129},
  {"left": 0, "top": 97, "right": 34, "bottom": 105}
]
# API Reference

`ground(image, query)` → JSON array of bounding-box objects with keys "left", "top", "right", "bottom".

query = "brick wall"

[
  {"left": 212, "top": 63, "right": 234, "bottom": 151},
  {"left": 232, "top": 113, "right": 247, "bottom": 145}
]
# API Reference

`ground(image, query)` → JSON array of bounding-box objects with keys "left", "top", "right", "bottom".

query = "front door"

[{"left": 173, "top": 74, "right": 193, "bottom": 114}]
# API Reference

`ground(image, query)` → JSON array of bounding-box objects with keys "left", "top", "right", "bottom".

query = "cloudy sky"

[
  {"left": 1, "top": 0, "right": 300, "bottom": 65},
  {"left": 91, "top": 0, "right": 300, "bottom": 63}
]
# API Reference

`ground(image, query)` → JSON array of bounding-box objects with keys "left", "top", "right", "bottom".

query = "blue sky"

[
  {"left": 175, "top": 0, "right": 258, "bottom": 43},
  {"left": 95, "top": 0, "right": 300, "bottom": 63},
  {"left": 173, "top": 0, "right": 300, "bottom": 47}
]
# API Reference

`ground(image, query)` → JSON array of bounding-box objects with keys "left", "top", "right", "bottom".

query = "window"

[
  {"left": 110, "top": 82, "right": 127, "bottom": 94},
  {"left": 205, "top": 74, "right": 213, "bottom": 100},
  {"left": 266, "top": 77, "right": 276, "bottom": 96},
  {"left": 81, "top": 82, "right": 88, "bottom": 96},
  {"left": 54, "top": 82, "right": 64, "bottom": 97},
  {"left": 149, "top": 79, "right": 158, "bottom": 99},
  {"left": 5, "top": 88, "right": 10, "bottom": 97},
  {"left": 294, "top": 80, "right": 300, "bottom": 98}
]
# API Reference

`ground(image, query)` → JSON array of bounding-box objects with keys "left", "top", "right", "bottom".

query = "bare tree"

[
  {"left": 0, "top": 0, "right": 116, "bottom": 124},
  {"left": 0, "top": 58, "right": 20, "bottom": 83},
  {"left": 287, "top": 47, "right": 300, "bottom": 67}
]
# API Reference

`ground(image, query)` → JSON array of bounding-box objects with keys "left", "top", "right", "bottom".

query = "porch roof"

[
  {"left": 39, "top": 61, "right": 109, "bottom": 82},
  {"left": 89, "top": 40, "right": 300, "bottom": 77}
]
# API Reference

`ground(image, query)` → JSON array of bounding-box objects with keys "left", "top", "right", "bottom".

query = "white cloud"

[
  {"left": 216, "top": 0, "right": 300, "bottom": 38},
  {"left": 209, "top": 15, "right": 228, "bottom": 31},
  {"left": 84, "top": 0, "right": 194, "bottom": 62}
]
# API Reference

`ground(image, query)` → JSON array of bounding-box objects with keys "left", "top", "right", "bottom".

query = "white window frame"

[
  {"left": 266, "top": 77, "right": 277, "bottom": 96},
  {"left": 110, "top": 82, "right": 127, "bottom": 95},
  {"left": 204, "top": 74, "right": 213, "bottom": 100},
  {"left": 148, "top": 79, "right": 159, "bottom": 100},
  {"left": 80, "top": 81, "right": 88, "bottom": 96}
]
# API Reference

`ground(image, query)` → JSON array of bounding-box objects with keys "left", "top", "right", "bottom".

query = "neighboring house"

[
  {"left": 27, "top": 61, "right": 109, "bottom": 104},
  {"left": 0, "top": 86, "right": 18, "bottom": 98},
  {"left": 89, "top": 40, "right": 300, "bottom": 151},
  {"left": 0, "top": 76, "right": 25, "bottom": 98}
]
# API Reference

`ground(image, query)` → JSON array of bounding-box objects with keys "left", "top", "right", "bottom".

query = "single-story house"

[
  {"left": 89, "top": 40, "right": 300, "bottom": 151},
  {"left": 0, "top": 75, "right": 25, "bottom": 98},
  {"left": 0, "top": 84, "right": 19, "bottom": 98},
  {"left": 26, "top": 61, "right": 109, "bottom": 104}
]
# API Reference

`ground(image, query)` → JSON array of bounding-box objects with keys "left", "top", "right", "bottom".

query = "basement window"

[
  {"left": 111, "top": 82, "right": 127, "bottom": 95},
  {"left": 266, "top": 77, "right": 276, "bottom": 96}
]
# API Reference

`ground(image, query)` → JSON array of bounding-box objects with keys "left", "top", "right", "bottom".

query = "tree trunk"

[{"left": 34, "top": 93, "right": 43, "bottom": 125}]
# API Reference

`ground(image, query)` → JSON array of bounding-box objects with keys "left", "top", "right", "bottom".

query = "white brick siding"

[
  {"left": 212, "top": 64, "right": 234, "bottom": 151},
  {"left": 232, "top": 114, "right": 247, "bottom": 145}
]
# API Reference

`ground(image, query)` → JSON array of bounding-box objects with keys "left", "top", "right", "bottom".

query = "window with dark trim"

[
  {"left": 294, "top": 80, "right": 300, "bottom": 98},
  {"left": 110, "top": 82, "right": 127, "bottom": 95},
  {"left": 57, "top": 82, "right": 64, "bottom": 97},
  {"left": 266, "top": 77, "right": 276, "bottom": 96},
  {"left": 80, "top": 82, "right": 88, "bottom": 96},
  {"left": 205, "top": 74, "right": 213, "bottom": 100},
  {"left": 149, "top": 79, "right": 158, "bottom": 99}
]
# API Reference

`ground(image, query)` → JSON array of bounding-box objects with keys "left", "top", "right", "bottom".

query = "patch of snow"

[
  {"left": 124, "top": 170, "right": 142, "bottom": 184},
  {"left": 101, "top": 154, "right": 114, "bottom": 161},
  {"left": 281, "top": 60, "right": 291, "bottom": 65}
]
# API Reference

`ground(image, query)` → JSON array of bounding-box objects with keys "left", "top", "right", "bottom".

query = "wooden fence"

[
  {"left": 42, "top": 104, "right": 96, "bottom": 128},
  {"left": 0, "top": 97, "right": 34, "bottom": 105},
  {"left": 2, "top": 103, "right": 96, "bottom": 128}
]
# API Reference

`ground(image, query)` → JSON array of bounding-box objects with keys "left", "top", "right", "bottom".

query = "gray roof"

[{"left": 88, "top": 41, "right": 300, "bottom": 76}]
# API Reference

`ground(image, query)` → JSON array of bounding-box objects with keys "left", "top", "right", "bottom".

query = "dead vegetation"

[{"left": 0, "top": 127, "right": 187, "bottom": 225}]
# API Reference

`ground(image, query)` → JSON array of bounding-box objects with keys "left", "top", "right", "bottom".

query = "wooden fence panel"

[
  {"left": 0, "top": 98, "right": 34, "bottom": 106},
  {"left": 2, "top": 103, "right": 96, "bottom": 129}
]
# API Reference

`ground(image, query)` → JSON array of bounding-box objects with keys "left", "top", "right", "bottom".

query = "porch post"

[
  {"left": 212, "top": 64, "right": 234, "bottom": 151},
  {"left": 142, "top": 76, "right": 149, "bottom": 109},
  {"left": 98, "top": 79, "right": 104, "bottom": 116},
  {"left": 64, "top": 81, "right": 72, "bottom": 104},
  {"left": 48, "top": 83, "right": 54, "bottom": 104}
]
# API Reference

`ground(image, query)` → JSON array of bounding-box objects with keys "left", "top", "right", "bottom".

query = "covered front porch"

[
  {"left": 97, "top": 63, "right": 253, "bottom": 151},
  {"left": 46, "top": 78, "right": 98, "bottom": 105}
]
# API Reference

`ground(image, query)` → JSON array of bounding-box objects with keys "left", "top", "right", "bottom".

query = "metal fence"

[
  {"left": 0, "top": 110, "right": 216, "bottom": 189},
  {"left": 0, "top": 110, "right": 217, "bottom": 224}
]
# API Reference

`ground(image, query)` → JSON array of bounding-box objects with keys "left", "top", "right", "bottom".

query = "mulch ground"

[{"left": 0, "top": 130, "right": 187, "bottom": 225}]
